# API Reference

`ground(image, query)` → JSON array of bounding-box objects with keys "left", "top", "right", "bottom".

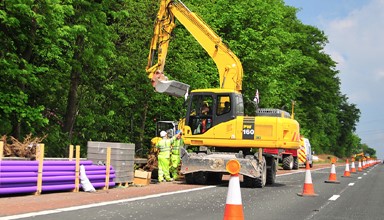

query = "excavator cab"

[{"left": 185, "top": 89, "right": 243, "bottom": 135}]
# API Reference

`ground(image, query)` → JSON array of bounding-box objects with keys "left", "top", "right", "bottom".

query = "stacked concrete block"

[{"left": 87, "top": 141, "right": 134, "bottom": 183}]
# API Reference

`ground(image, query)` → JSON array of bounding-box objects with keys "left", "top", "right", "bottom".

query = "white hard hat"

[{"left": 160, "top": 131, "right": 167, "bottom": 137}]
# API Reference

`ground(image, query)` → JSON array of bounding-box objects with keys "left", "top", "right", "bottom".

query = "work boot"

[{"left": 166, "top": 178, "right": 174, "bottom": 182}]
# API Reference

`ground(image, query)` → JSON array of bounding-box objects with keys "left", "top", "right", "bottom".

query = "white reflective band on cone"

[{"left": 226, "top": 175, "right": 242, "bottom": 205}]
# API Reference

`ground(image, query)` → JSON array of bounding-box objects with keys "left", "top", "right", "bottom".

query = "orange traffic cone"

[
  {"left": 298, "top": 161, "right": 318, "bottom": 197},
  {"left": 223, "top": 160, "right": 244, "bottom": 220},
  {"left": 350, "top": 159, "right": 357, "bottom": 173},
  {"left": 342, "top": 159, "right": 351, "bottom": 177},
  {"left": 357, "top": 159, "right": 363, "bottom": 172},
  {"left": 325, "top": 158, "right": 340, "bottom": 183}
]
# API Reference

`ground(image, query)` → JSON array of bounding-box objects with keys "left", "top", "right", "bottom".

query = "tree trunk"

[
  {"left": 11, "top": 9, "right": 37, "bottom": 139},
  {"left": 137, "top": 102, "right": 148, "bottom": 157},
  {"left": 11, "top": 114, "right": 21, "bottom": 139},
  {"left": 63, "top": 35, "right": 84, "bottom": 137},
  {"left": 63, "top": 69, "right": 80, "bottom": 137}
]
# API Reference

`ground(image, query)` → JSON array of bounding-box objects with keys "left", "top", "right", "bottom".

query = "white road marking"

[
  {"left": 329, "top": 195, "right": 340, "bottom": 201},
  {"left": 277, "top": 166, "right": 331, "bottom": 177},
  {"left": 0, "top": 186, "right": 216, "bottom": 220},
  {"left": 348, "top": 182, "right": 355, "bottom": 186},
  {"left": 358, "top": 176, "right": 362, "bottom": 179}
]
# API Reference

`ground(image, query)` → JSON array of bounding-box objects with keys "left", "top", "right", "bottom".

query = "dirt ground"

[{"left": 0, "top": 162, "right": 339, "bottom": 217}]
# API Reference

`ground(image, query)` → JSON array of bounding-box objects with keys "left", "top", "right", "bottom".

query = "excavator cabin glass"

[{"left": 186, "top": 92, "right": 244, "bottom": 135}]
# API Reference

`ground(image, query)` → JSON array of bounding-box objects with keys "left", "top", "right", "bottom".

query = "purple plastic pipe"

[
  {"left": 0, "top": 170, "right": 115, "bottom": 177},
  {"left": 0, "top": 182, "right": 115, "bottom": 194},
  {"left": 0, "top": 160, "right": 94, "bottom": 166},
  {"left": 0, "top": 186, "right": 38, "bottom": 194},
  {"left": 0, "top": 160, "right": 117, "bottom": 195},
  {"left": 0, "top": 179, "right": 115, "bottom": 188},
  {"left": 0, "top": 165, "right": 113, "bottom": 172},
  {"left": 1, "top": 181, "right": 74, "bottom": 188},
  {"left": 0, "top": 174, "right": 116, "bottom": 184}
]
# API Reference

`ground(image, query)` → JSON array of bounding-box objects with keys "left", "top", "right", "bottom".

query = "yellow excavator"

[
  {"left": 353, "top": 152, "right": 365, "bottom": 157},
  {"left": 146, "top": 0, "right": 301, "bottom": 187},
  {"left": 353, "top": 152, "right": 367, "bottom": 161}
]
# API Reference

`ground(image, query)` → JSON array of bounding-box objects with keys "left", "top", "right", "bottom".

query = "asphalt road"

[{"left": 2, "top": 163, "right": 383, "bottom": 220}]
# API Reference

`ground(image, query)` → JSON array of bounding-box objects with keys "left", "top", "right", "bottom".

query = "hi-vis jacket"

[
  {"left": 156, "top": 137, "right": 176, "bottom": 158},
  {"left": 172, "top": 138, "right": 184, "bottom": 155}
]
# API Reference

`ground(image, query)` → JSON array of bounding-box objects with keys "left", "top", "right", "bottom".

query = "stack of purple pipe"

[{"left": 0, "top": 160, "right": 115, "bottom": 195}]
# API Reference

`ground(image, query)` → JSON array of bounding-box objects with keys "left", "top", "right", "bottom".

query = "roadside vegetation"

[{"left": 0, "top": 0, "right": 376, "bottom": 159}]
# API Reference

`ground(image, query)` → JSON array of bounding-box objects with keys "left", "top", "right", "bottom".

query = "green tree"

[
  {"left": 0, "top": 0, "right": 363, "bottom": 159},
  {"left": 0, "top": 0, "right": 72, "bottom": 138},
  {"left": 335, "top": 95, "right": 360, "bottom": 157}
]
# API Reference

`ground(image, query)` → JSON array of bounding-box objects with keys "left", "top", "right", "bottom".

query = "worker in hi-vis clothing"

[
  {"left": 170, "top": 130, "right": 184, "bottom": 180},
  {"left": 156, "top": 130, "right": 180, "bottom": 182}
]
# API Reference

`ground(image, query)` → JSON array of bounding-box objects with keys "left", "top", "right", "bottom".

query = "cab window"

[{"left": 216, "top": 95, "right": 231, "bottom": 116}]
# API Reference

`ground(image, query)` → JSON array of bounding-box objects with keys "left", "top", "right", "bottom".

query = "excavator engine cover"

[{"left": 155, "top": 80, "right": 190, "bottom": 97}]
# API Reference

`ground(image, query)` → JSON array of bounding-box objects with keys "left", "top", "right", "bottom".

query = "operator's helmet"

[
  {"left": 176, "top": 130, "right": 181, "bottom": 135},
  {"left": 160, "top": 130, "right": 167, "bottom": 137}
]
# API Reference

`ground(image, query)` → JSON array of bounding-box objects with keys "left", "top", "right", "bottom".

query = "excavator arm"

[
  {"left": 147, "top": 0, "right": 189, "bottom": 98},
  {"left": 146, "top": 0, "right": 190, "bottom": 97},
  {"left": 353, "top": 152, "right": 365, "bottom": 157},
  {"left": 146, "top": 0, "right": 243, "bottom": 97}
]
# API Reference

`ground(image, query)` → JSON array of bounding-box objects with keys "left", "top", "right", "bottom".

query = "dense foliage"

[{"left": 0, "top": 0, "right": 372, "bottom": 158}]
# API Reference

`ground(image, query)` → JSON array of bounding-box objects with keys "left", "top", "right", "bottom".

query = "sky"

[{"left": 284, "top": 0, "right": 384, "bottom": 159}]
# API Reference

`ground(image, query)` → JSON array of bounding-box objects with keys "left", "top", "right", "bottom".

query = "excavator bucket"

[{"left": 155, "top": 80, "right": 190, "bottom": 98}]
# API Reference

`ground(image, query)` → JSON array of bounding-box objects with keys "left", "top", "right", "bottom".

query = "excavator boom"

[
  {"left": 146, "top": 0, "right": 243, "bottom": 97},
  {"left": 146, "top": 0, "right": 190, "bottom": 97}
]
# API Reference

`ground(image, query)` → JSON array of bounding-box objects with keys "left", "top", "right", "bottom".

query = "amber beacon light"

[{"left": 226, "top": 159, "right": 241, "bottom": 175}]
